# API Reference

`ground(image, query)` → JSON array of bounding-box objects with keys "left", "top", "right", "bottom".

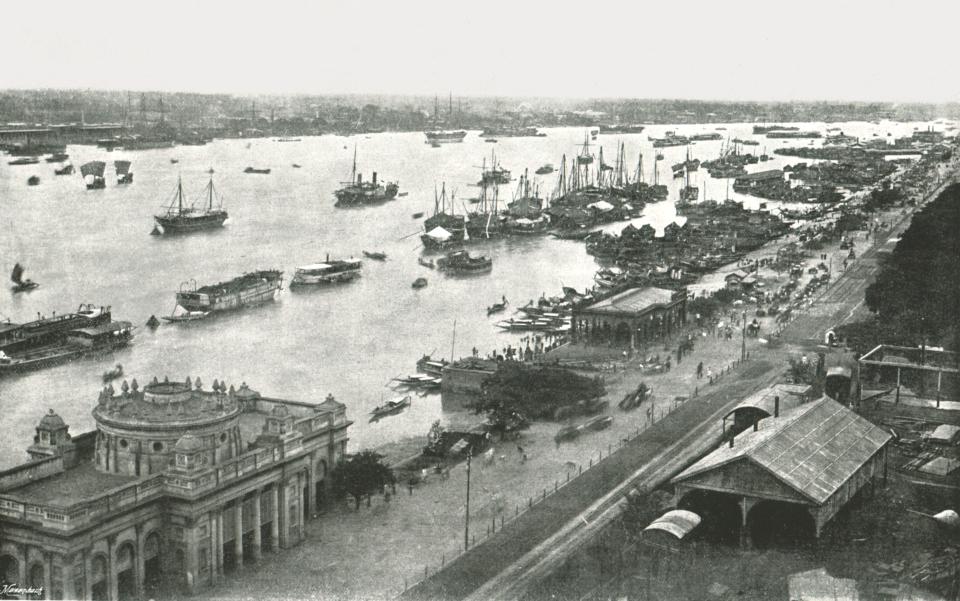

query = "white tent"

[
  {"left": 425, "top": 226, "right": 453, "bottom": 241},
  {"left": 587, "top": 200, "right": 615, "bottom": 212}
]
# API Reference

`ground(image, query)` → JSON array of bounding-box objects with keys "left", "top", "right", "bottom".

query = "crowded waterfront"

[{"left": 0, "top": 120, "right": 949, "bottom": 467}]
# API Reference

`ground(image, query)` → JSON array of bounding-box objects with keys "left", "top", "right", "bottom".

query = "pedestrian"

[
  {"left": 706, "top": 367, "right": 713, "bottom": 382},
  {"left": 696, "top": 362, "right": 704, "bottom": 379},
  {"left": 665, "top": 357, "right": 671, "bottom": 371}
]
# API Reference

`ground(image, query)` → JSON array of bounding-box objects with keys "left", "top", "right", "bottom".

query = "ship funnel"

[
  {"left": 372, "top": 172, "right": 378, "bottom": 185},
  {"left": 357, "top": 173, "right": 363, "bottom": 184}
]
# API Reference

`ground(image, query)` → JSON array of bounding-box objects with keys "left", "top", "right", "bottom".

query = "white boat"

[{"left": 290, "top": 259, "right": 362, "bottom": 286}]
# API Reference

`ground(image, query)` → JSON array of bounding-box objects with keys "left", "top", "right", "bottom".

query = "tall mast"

[
  {"left": 208, "top": 172, "right": 214, "bottom": 211},
  {"left": 177, "top": 176, "right": 184, "bottom": 215},
  {"left": 351, "top": 146, "right": 357, "bottom": 183}
]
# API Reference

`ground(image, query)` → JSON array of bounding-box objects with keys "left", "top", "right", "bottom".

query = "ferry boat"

[
  {"left": 290, "top": 259, "right": 362, "bottom": 286},
  {"left": 424, "top": 130, "right": 467, "bottom": 144},
  {"left": 334, "top": 148, "right": 399, "bottom": 206},
  {"left": 0, "top": 304, "right": 112, "bottom": 349},
  {"left": 0, "top": 320, "right": 134, "bottom": 377},
  {"left": 114, "top": 160, "right": 133, "bottom": 184},
  {"left": 80, "top": 161, "right": 106, "bottom": 189},
  {"left": 154, "top": 173, "right": 228, "bottom": 234},
  {"left": 437, "top": 250, "right": 492, "bottom": 274},
  {"left": 164, "top": 270, "right": 283, "bottom": 322}
]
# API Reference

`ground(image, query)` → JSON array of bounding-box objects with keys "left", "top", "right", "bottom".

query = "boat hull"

[
  {"left": 154, "top": 211, "right": 228, "bottom": 234},
  {"left": 290, "top": 271, "right": 360, "bottom": 286}
]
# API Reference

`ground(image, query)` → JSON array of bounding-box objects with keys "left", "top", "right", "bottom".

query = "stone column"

[
  {"left": 278, "top": 481, "right": 288, "bottom": 548},
  {"left": 185, "top": 524, "right": 198, "bottom": 594},
  {"left": 214, "top": 509, "right": 224, "bottom": 581},
  {"left": 107, "top": 536, "right": 118, "bottom": 601},
  {"left": 298, "top": 472, "right": 306, "bottom": 541},
  {"left": 270, "top": 485, "right": 280, "bottom": 551},
  {"left": 83, "top": 551, "right": 93, "bottom": 601},
  {"left": 43, "top": 552, "right": 52, "bottom": 600},
  {"left": 251, "top": 490, "right": 262, "bottom": 561},
  {"left": 135, "top": 525, "right": 146, "bottom": 600},
  {"left": 234, "top": 499, "right": 244, "bottom": 566},
  {"left": 306, "top": 460, "right": 316, "bottom": 517},
  {"left": 61, "top": 555, "right": 76, "bottom": 601}
]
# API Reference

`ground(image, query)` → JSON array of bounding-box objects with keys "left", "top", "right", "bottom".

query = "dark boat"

[
  {"left": 164, "top": 270, "right": 283, "bottom": 322},
  {"left": 102, "top": 363, "right": 123, "bottom": 382},
  {"left": 487, "top": 299, "right": 508, "bottom": 315},
  {"left": 412, "top": 212, "right": 425, "bottom": 219},
  {"left": 0, "top": 321, "right": 134, "bottom": 377},
  {"left": 334, "top": 148, "right": 399, "bottom": 206},
  {"left": 437, "top": 250, "right": 492, "bottom": 274},
  {"left": 598, "top": 124, "right": 646, "bottom": 134},
  {"left": 535, "top": 164, "right": 554, "bottom": 175},
  {"left": 10, "top": 263, "right": 38, "bottom": 293},
  {"left": 8, "top": 157, "right": 39, "bottom": 166},
  {"left": 154, "top": 173, "right": 229, "bottom": 235},
  {"left": 412, "top": 277, "right": 428, "bottom": 289},
  {"left": 243, "top": 167, "right": 271, "bottom": 174},
  {"left": 114, "top": 160, "right": 134, "bottom": 184},
  {"left": 80, "top": 161, "right": 106, "bottom": 189},
  {"left": 363, "top": 251, "right": 387, "bottom": 261},
  {"left": 370, "top": 395, "right": 411, "bottom": 418},
  {"left": 45, "top": 153, "right": 69, "bottom": 163},
  {"left": 170, "top": 158, "right": 179, "bottom": 164},
  {"left": 27, "top": 175, "right": 40, "bottom": 186},
  {"left": 292, "top": 163, "right": 302, "bottom": 168},
  {"left": 54, "top": 163, "right": 74, "bottom": 175}
]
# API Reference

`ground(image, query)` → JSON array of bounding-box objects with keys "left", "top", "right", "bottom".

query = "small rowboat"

[
  {"left": 412, "top": 277, "right": 428, "bottom": 289},
  {"left": 163, "top": 310, "right": 210, "bottom": 322},
  {"left": 363, "top": 251, "right": 387, "bottom": 261}
]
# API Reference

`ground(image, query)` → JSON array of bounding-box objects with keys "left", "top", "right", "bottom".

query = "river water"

[{"left": 0, "top": 120, "right": 935, "bottom": 467}]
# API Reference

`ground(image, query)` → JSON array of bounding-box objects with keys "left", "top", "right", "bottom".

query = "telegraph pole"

[{"left": 464, "top": 447, "right": 472, "bottom": 550}]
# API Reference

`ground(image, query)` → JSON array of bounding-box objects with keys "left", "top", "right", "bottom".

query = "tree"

[
  {"left": 476, "top": 363, "right": 605, "bottom": 420},
  {"left": 331, "top": 450, "right": 396, "bottom": 510}
]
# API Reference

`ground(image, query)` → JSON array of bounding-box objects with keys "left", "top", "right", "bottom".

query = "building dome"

[
  {"left": 38, "top": 409, "right": 66, "bottom": 431},
  {"left": 174, "top": 434, "right": 204, "bottom": 453}
]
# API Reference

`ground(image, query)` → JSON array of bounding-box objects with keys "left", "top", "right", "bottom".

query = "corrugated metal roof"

[
  {"left": 644, "top": 509, "right": 701, "bottom": 540},
  {"left": 725, "top": 383, "right": 812, "bottom": 419},
  {"left": 579, "top": 287, "right": 677, "bottom": 316},
  {"left": 675, "top": 396, "right": 891, "bottom": 505}
]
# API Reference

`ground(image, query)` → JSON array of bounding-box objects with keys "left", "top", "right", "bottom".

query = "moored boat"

[
  {"left": 0, "top": 321, "right": 134, "bottom": 377},
  {"left": 164, "top": 270, "right": 283, "bottom": 322},
  {"left": 290, "top": 258, "right": 362, "bottom": 286},
  {"left": 416, "top": 355, "right": 448, "bottom": 377},
  {"left": 436, "top": 250, "right": 492, "bottom": 274},
  {"left": 243, "top": 167, "right": 271, "bottom": 174},
  {"left": 27, "top": 175, "right": 40, "bottom": 186},
  {"left": 8, "top": 157, "right": 39, "bottom": 166},
  {"left": 362, "top": 251, "right": 387, "bottom": 261},
  {"left": 412, "top": 277, "right": 428, "bottom": 289},
  {"left": 54, "top": 163, "right": 74, "bottom": 175}
]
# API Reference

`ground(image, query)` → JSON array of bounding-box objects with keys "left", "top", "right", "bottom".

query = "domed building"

[{"left": 0, "top": 376, "right": 351, "bottom": 600}]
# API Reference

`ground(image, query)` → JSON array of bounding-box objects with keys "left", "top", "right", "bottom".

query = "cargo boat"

[
  {"left": 424, "top": 130, "right": 467, "bottom": 144},
  {"left": 437, "top": 250, "right": 493, "bottom": 274},
  {"left": 598, "top": 124, "right": 646, "bottom": 134},
  {"left": 154, "top": 173, "right": 228, "bottom": 234},
  {"left": 164, "top": 270, "right": 283, "bottom": 322},
  {"left": 0, "top": 304, "right": 113, "bottom": 349},
  {"left": 290, "top": 259, "right": 362, "bottom": 286},
  {"left": 0, "top": 321, "right": 134, "bottom": 376}
]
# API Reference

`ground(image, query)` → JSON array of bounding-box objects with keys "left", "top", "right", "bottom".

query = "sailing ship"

[
  {"left": 80, "top": 161, "right": 106, "bottom": 189},
  {"left": 164, "top": 270, "right": 283, "bottom": 322},
  {"left": 114, "top": 160, "right": 133, "bottom": 184},
  {"left": 334, "top": 148, "right": 399, "bottom": 206},
  {"left": 421, "top": 183, "right": 467, "bottom": 250},
  {"left": 290, "top": 257, "right": 362, "bottom": 286},
  {"left": 154, "top": 173, "right": 229, "bottom": 234},
  {"left": 10, "top": 263, "right": 38, "bottom": 293},
  {"left": 424, "top": 94, "right": 467, "bottom": 144},
  {"left": 478, "top": 151, "right": 511, "bottom": 185}
]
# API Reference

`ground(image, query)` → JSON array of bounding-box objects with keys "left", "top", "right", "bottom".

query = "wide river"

[{"left": 0, "top": 120, "right": 935, "bottom": 467}]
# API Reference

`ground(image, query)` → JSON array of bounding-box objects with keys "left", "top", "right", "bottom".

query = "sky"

[{"left": 1, "top": 0, "right": 959, "bottom": 103}]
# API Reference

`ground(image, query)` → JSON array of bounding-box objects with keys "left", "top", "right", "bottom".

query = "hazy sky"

[{"left": 2, "top": 0, "right": 958, "bottom": 103}]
